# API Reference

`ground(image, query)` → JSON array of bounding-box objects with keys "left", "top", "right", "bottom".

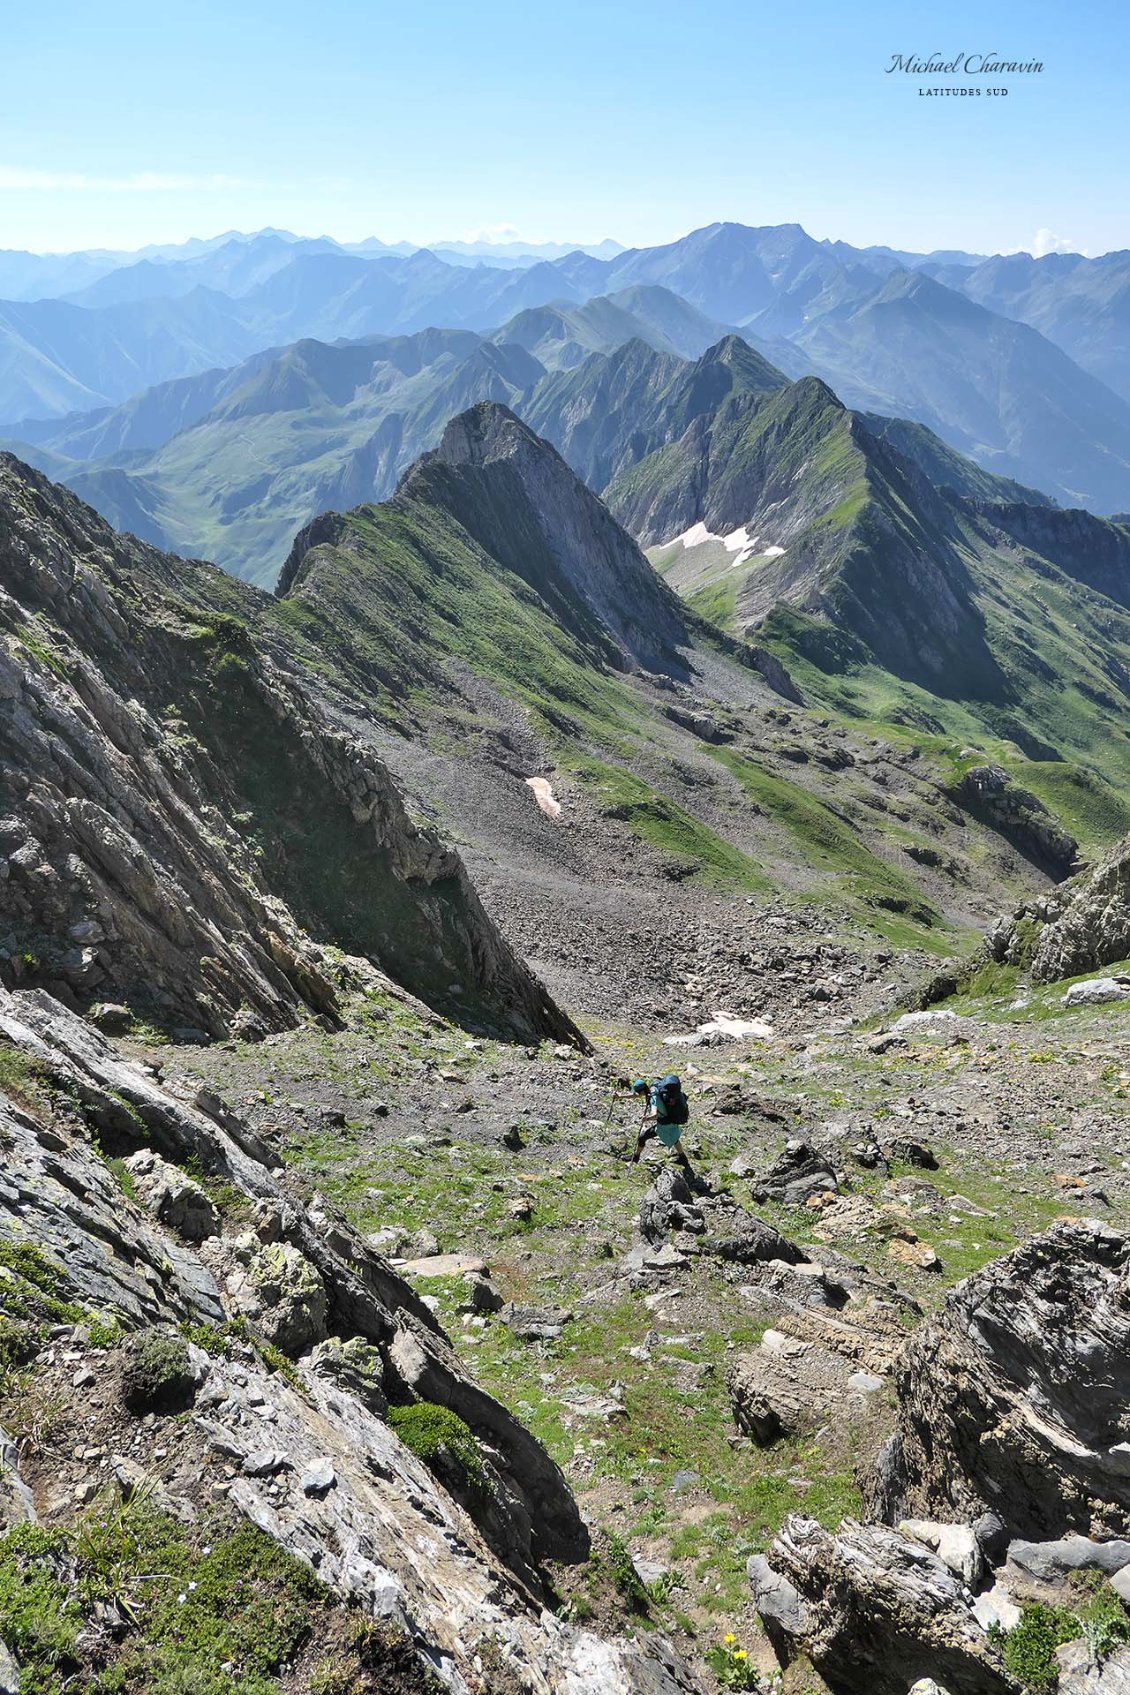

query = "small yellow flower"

[
  {"left": 724, "top": 1633, "right": 736, "bottom": 1644},
  {"left": 734, "top": 1649, "right": 747, "bottom": 1661}
]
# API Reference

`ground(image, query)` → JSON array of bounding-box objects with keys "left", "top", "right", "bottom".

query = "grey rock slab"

[
  {"left": 242, "top": 1448, "right": 291, "bottom": 1478},
  {"left": 972, "top": 1582, "right": 1022, "bottom": 1634},
  {"left": 0, "top": 1640, "right": 18, "bottom": 1695},
  {"left": 747, "top": 1552, "right": 812, "bottom": 1636},
  {"left": 1008, "top": 1537, "right": 1130, "bottom": 1582}
]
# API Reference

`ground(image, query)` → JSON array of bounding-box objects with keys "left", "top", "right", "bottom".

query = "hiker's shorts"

[{"left": 641, "top": 1120, "right": 684, "bottom": 1148}]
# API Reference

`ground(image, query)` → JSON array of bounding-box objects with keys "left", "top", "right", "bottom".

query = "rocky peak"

[{"left": 408, "top": 401, "right": 694, "bottom": 673}]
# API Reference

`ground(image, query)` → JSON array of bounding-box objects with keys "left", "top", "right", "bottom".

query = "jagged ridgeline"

[
  {"left": 0, "top": 452, "right": 580, "bottom": 1044},
  {"left": 6, "top": 388, "right": 1130, "bottom": 1044}
]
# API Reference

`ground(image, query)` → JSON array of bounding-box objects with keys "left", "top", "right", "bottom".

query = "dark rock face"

[
  {"left": 976, "top": 502, "right": 1130, "bottom": 614},
  {"left": 867, "top": 1221, "right": 1130, "bottom": 1540},
  {"left": 947, "top": 765, "right": 1079, "bottom": 878},
  {"left": 0, "top": 452, "right": 579, "bottom": 1045},
  {"left": 750, "top": 1139, "right": 839, "bottom": 1207}
]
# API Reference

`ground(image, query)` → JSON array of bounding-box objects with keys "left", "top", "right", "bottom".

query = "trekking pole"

[{"left": 603, "top": 1076, "right": 629, "bottom": 1128}]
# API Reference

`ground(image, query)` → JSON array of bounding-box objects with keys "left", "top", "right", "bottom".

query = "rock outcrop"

[
  {"left": 0, "top": 452, "right": 579, "bottom": 1045},
  {"left": 947, "top": 765, "right": 1079, "bottom": 878},
  {"left": 1015, "top": 832, "right": 1130, "bottom": 983},
  {"left": 867, "top": 1221, "right": 1130, "bottom": 1539},
  {"left": 0, "top": 984, "right": 703, "bottom": 1693},
  {"left": 751, "top": 1517, "right": 1015, "bottom": 1695}
]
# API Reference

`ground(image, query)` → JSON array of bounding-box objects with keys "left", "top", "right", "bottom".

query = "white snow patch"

[
  {"left": 723, "top": 526, "right": 755, "bottom": 553},
  {"left": 673, "top": 521, "right": 720, "bottom": 549},
  {"left": 762, "top": 545, "right": 786, "bottom": 559},
  {"left": 663, "top": 1011, "right": 774, "bottom": 1047},
  {"left": 525, "top": 777, "right": 561, "bottom": 820}
]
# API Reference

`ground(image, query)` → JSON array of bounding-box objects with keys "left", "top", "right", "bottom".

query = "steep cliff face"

[
  {"left": 970, "top": 500, "right": 1130, "bottom": 610},
  {"left": 0, "top": 985, "right": 702, "bottom": 1692},
  {"left": 0, "top": 452, "right": 579, "bottom": 1045}
]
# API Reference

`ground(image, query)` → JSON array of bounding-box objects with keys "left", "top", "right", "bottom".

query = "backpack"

[{"left": 655, "top": 1074, "right": 689, "bottom": 1126}]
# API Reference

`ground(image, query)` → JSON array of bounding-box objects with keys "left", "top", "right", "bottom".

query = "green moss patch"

[
  {"left": 0, "top": 1503, "right": 327, "bottom": 1695},
  {"left": 387, "top": 1401, "right": 489, "bottom": 1498}
]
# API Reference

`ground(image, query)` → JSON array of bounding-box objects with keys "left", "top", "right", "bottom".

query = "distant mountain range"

[
  {"left": 6, "top": 305, "right": 1122, "bottom": 607},
  {"left": 4, "top": 223, "right": 1130, "bottom": 519},
  {"left": 0, "top": 229, "right": 627, "bottom": 302}
]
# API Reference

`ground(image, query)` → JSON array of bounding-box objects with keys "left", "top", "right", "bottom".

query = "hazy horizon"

[{"left": 3, "top": 219, "right": 1120, "bottom": 264}]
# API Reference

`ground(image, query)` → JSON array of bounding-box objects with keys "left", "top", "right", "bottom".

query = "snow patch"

[
  {"left": 672, "top": 521, "right": 719, "bottom": 549},
  {"left": 661, "top": 521, "right": 786, "bottom": 570},
  {"left": 525, "top": 777, "right": 561, "bottom": 820},
  {"left": 663, "top": 1011, "right": 775, "bottom": 1047}
]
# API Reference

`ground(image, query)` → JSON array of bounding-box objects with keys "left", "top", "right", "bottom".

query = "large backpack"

[{"left": 656, "top": 1074, "right": 689, "bottom": 1126}]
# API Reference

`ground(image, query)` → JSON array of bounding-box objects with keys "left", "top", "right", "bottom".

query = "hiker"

[{"left": 629, "top": 1074, "right": 695, "bottom": 1177}]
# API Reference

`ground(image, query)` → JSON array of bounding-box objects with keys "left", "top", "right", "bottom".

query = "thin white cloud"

[
  {"left": 1030, "top": 227, "right": 1081, "bottom": 258},
  {"left": 0, "top": 167, "right": 248, "bottom": 192}
]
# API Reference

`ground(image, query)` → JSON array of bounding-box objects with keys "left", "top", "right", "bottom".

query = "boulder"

[
  {"left": 201, "top": 1233, "right": 329, "bottom": 1356},
  {"left": 891, "top": 1011, "right": 963, "bottom": 1037},
  {"left": 899, "top": 1520, "right": 983, "bottom": 1588},
  {"left": 750, "top": 1140, "right": 838, "bottom": 1207},
  {"left": 501, "top": 1304, "right": 571, "bottom": 1342},
  {"left": 1056, "top": 1642, "right": 1130, "bottom": 1694},
  {"left": 123, "top": 1149, "right": 220, "bottom": 1242},
  {"left": 703, "top": 1212, "right": 806, "bottom": 1268},
  {"left": 729, "top": 1339, "right": 851, "bottom": 1446},
  {"left": 753, "top": 1517, "right": 1013, "bottom": 1695},
  {"left": 639, "top": 1168, "right": 705, "bottom": 1244},
  {"left": 1006, "top": 1536, "right": 1130, "bottom": 1583},
  {"left": 308, "top": 1336, "right": 387, "bottom": 1415},
  {"left": 867, "top": 1221, "right": 1130, "bottom": 1539},
  {"left": 1063, "top": 979, "right": 1130, "bottom": 1009}
]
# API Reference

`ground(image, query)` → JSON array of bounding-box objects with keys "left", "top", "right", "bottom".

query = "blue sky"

[{"left": 3, "top": 0, "right": 1126, "bottom": 256}]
